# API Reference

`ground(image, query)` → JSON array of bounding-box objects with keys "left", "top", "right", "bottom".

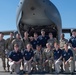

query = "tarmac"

[{"left": 0, "top": 58, "right": 76, "bottom": 75}]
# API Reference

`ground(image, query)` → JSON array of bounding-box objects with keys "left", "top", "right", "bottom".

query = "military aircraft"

[
  {"left": 0, "top": 0, "right": 75, "bottom": 41},
  {"left": 1, "top": 29, "right": 75, "bottom": 36},
  {"left": 1, "top": 0, "right": 76, "bottom": 39},
  {"left": 16, "top": 0, "right": 62, "bottom": 40},
  {"left": 0, "top": 0, "right": 76, "bottom": 75}
]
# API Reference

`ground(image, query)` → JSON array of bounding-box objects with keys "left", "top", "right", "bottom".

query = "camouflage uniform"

[
  {"left": 5, "top": 37, "right": 14, "bottom": 71},
  {"left": 47, "top": 38, "right": 57, "bottom": 49},
  {"left": 43, "top": 48, "right": 53, "bottom": 73},
  {"left": 0, "top": 39, "right": 6, "bottom": 70},
  {"left": 23, "top": 38, "right": 30, "bottom": 48},
  {"left": 60, "top": 38, "right": 68, "bottom": 50},
  {"left": 33, "top": 50, "right": 43, "bottom": 72},
  {"left": 12, "top": 38, "right": 23, "bottom": 51},
  {"left": 6, "top": 37, "right": 14, "bottom": 52}
]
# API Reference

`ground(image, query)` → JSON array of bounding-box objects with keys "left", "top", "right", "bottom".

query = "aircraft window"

[
  {"left": 20, "top": 2, "right": 22, "bottom": 4},
  {"left": 31, "top": 7, "right": 35, "bottom": 10},
  {"left": 33, "top": 13, "right": 35, "bottom": 15}
]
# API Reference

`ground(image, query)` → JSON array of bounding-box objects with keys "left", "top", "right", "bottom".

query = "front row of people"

[{"left": 8, "top": 42, "right": 74, "bottom": 74}]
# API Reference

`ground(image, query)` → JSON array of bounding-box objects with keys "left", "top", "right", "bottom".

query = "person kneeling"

[
  {"left": 54, "top": 42, "right": 62, "bottom": 73},
  {"left": 43, "top": 43, "right": 54, "bottom": 73},
  {"left": 8, "top": 44, "right": 23, "bottom": 74},
  {"left": 62, "top": 43, "right": 74, "bottom": 73},
  {"left": 23, "top": 44, "right": 34, "bottom": 73}
]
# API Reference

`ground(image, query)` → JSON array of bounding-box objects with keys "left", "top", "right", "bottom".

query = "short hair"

[
  {"left": 16, "top": 33, "right": 20, "bottom": 36},
  {"left": 61, "top": 33, "right": 65, "bottom": 37},
  {"left": 24, "top": 31, "right": 28, "bottom": 33},
  {"left": 10, "top": 32, "right": 14, "bottom": 34},
  {"left": 49, "top": 32, "right": 52, "bottom": 35},
  {"left": 41, "top": 29, "right": 45, "bottom": 32},
  {"left": 24, "top": 31, "right": 29, "bottom": 35},
  {"left": 34, "top": 32, "right": 38, "bottom": 35},
  {"left": 54, "top": 41, "right": 59, "bottom": 45},
  {"left": 0, "top": 32, "right": 3, "bottom": 35},
  {"left": 26, "top": 43, "right": 31, "bottom": 46},
  {"left": 46, "top": 43, "right": 52, "bottom": 47},
  {"left": 72, "top": 29, "right": 76, "bottom": 33},
  {"left": 36, "top": 44, "right": 41, "bottom": 47},
  {"left": 64, "top": 43, "right": 68, "bottom": 46},
  {"left": 14, "top": 43, "right": 19, "bottom": 47}
]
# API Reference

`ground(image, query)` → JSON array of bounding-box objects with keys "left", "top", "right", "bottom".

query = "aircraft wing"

[
  {"left": 0, "top": 29, "right": 76, "bottom": 35},
  {"left": 0, "top": 30, "right": 16, "bottom": 35},
  {"left": 62, "top": 28, "right": 76, "bottom": 33}
]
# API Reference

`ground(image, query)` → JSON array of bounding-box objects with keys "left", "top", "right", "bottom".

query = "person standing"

[
  {"left": 69, "top": 30, "right": 76, "bottom": 50},
  {"left": 23, "top": 31, "right": 30, "bottom": 48},
  {"left": 47, "top": 32, "right": 57, "bottom": 49},
  {"left": 69, "top": 30, "right": 76, "bottom": 71},
  {"left": 12, "top": 33, "right": 23, "bottom": 51},
  {"left": 0, "top": 32, "right": 6, "bottom": 71},
  {"left": 6, "top": 32, "right": 14, "bottom": 71},
  {"left": 60, "top": 33, "right": 68, "bottom": 50},
  {"left": 30, "top": 32, "right": 40, "bottom": 50},
  {"left": 39, "top": 29, "right": 49, "bottom": 48}
]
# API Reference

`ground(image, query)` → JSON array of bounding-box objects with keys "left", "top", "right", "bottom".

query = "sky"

[{"left": 0, "top": 0, "right": 76, "bottom": 39}]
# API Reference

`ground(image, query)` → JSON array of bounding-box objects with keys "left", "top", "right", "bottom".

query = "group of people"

[{"left": 0, "top": 29, "right": 76, "bottom": 74}]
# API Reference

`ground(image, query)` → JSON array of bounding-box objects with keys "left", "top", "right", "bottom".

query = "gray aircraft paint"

[{"left": 16, "top": 0, "right": 62, "bottom": 40}]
